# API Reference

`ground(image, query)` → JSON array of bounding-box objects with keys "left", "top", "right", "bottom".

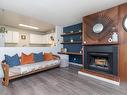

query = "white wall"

[
  {"left": 0, "top": 26, "right": 63, "bottom": 60},
  {"left": 0, "top": 26, "right": 65, "bottom": 78}
]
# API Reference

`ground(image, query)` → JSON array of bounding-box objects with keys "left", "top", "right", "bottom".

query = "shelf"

[
  {"left": 58, "top": 52, "right": 82, "bottom": 55},
  {"left": 82, "top": 42, "right": 119, "bottom": 46},
  {"left": 29, "top": 43, "right": 51, "bottom": 45},
  {"left": 61, "top": 41, "right": 82, "bottom": 44},
  {"left": 61, "top": 32, "right": 82, "bottom": 36}
]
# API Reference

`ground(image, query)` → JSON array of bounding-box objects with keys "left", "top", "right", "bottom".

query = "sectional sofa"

[{"left": 1, "top": 52, "right": 60, "bottom": 86}]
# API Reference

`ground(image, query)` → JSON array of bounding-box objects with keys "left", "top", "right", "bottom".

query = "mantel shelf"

[
  {"left": 58, "top": 52, "right": 82, "bottom": 55},
  {"left": 61, "top": 32, "right": 82, "bottom": 36},
  {"left": 61, "top": 41, "right": 82, "bottom": 44}
]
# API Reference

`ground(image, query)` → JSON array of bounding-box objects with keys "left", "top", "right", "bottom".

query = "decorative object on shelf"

[
  {"left": 74, "top": 58, "right": 76, "bottom": 61},
  {"left": 80, "top": 50, "right": 82, "bottom": 54},
  {"left": 61, "top": 48, "right": 67, "bottom": 52},
  {"left": 108, "top": 38, "right": 113, "bottom": 43},
  {"left": 80, "top": 36, "right": 82, "bottom": 40},
  {"left": 70, "top": 38, "right": 73, "bottom": 42},
  {"left": 112, "top": 32, "right": 118, "bottom": 42},
  {"left": 79, "top": 30, "right": 82, "bottom": 32},
  {"left": 84, "top": 41, "right": 86, "bottom": 44},
  {"left": 64, "top": 48, "right": 67, "bottom": 52},
  {"left": 123, "top": 16, "right": 127, "bottom": 32},
  {"left": 61, "top": 48, "right": 65, "bottom": 52},
  {"left": 70, "top": 31, "right": 73, "bottom": 33}
]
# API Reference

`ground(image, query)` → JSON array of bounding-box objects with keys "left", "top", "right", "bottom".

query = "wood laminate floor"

[{"left": 0, "top": 66, "right": 127, "bottom": 95}]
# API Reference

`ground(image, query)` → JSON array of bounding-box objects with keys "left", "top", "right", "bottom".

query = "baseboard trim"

[{"left": 78, "top": 71, "right": 120, "bottom": 86}]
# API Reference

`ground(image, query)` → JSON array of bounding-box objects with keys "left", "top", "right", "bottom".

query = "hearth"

[{"left": 84, "top": 45, "right": 118, "bottom": 75}]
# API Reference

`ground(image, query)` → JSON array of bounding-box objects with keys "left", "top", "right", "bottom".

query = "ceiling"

[
  {"left": 0, "top": 9, "right": 55, "bottom": 32},
  {"left": 0, "top": 0, "right": 127, "bottom": 27}
]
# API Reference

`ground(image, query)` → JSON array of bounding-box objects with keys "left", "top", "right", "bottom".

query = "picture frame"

[{"left": 21, "top": 34, "right": 26, "bottom": 40}]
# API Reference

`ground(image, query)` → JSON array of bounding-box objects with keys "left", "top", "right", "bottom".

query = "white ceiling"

[
  {"left": 0, "top": 0, "right": 127, "bottom": 26},
  {"left": 0, "top": 9, "right": 55, "bottom": 32}
]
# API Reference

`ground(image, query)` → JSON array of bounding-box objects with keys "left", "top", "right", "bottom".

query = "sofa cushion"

[
  {"left": 5, "top": 54, "right": 20, "bottom": 67},
  {"left": 13, "top": 60, "right": 60, "bottom": 75},
  {"left": 34, "top": 52, "right": 43, "bottom": 62},
  {"left": 9, "top": 67, "right": 21, "bottom": 77},
  {"left": 21, "top": 53, "right": 34, "bottom": 65},
  {"left": 44, "top": 53, "right": 54, "bottom": 61}
]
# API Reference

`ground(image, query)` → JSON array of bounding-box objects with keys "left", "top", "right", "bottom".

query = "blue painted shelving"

[{"left": 61, "top": 23, "right": 82, "bottom": 65}]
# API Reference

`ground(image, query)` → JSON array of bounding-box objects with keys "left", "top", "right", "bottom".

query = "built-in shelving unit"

[{"left": 60, "top": 23, "right": 82, "bottom": 65}]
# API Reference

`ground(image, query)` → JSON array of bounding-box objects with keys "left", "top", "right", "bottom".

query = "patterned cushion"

[
  {"left": 13, "top": 60, "right": 60, "bottom": 74},
  {"left": 9, "top": 67, "right": 21, "bottom": 77},
  {"left": 5, "top": 54, "right": 20, "bottom": 67}
]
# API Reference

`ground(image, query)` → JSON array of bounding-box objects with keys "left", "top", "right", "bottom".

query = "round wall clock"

[{"left": 123, "top": 16, "right": 127, "bottom": 32}]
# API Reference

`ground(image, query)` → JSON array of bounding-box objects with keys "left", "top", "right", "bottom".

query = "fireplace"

[{"left": 84, "top": 45, "right": 118, "bottom": 75}]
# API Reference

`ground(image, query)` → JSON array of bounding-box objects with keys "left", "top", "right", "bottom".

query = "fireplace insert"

[{"left": 84, "top": 45, "right": 118, "bottom": 75}]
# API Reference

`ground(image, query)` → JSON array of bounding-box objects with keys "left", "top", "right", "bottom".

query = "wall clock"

[{"left": 123, "top": 16, "right": 127, "bottom": 32}]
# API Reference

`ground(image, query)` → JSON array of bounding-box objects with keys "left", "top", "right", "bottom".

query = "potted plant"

[
  {"left": 0, "top": 27, "right": 7, "bottom": 33},
  {"left": 0, "top": 27, "right": 7, "bottom": 47}
]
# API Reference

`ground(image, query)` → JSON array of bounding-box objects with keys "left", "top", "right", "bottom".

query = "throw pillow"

[
  {"left": 5, "top": 54, "right": 20, "bottom": 67},
  {"left": 21, "top": 53, "right": 34, "bottom": 65},
  {"left": 44, "top": 53, "right": 54, "bottom": 61},
  {"left": 34, "top": 52, "right": 43, "bottom": 62}
]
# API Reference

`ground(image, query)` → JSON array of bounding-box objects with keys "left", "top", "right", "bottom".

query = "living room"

[{"left": 0, "top": 0, "right": 127, "bottom": 95}]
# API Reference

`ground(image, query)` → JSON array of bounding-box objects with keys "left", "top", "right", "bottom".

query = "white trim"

[
  {"left": 78, "top": 71, "right": 120, "bottom": 86},
  {"left": 69, "top": 62, "right": 83, "bottom": 67}
]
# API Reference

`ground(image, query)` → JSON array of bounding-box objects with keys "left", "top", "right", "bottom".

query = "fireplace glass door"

[{"left": 88, "top": 52, "right": 113, "bottom": 74}]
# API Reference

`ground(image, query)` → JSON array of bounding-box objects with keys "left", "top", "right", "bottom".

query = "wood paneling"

[
  {"left": 82, "top": 3, "right": 127, "bottom": 86},
  {"left": 83, "top": 7, "right": 119, "bottom": 45},
  {"left": 119, "top": 3, "right": 127, "bottom": 86},
  {"left": 80, "top": 69, "right": 119, "bottom": 82}
]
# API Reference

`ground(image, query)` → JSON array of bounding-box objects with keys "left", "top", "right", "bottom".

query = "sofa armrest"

[
  {"left": 2, "top": 63, "right": 9, "bottom": 86},
  {"left": 53, "top": 55, "right": 60, "bottom": 60}
]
